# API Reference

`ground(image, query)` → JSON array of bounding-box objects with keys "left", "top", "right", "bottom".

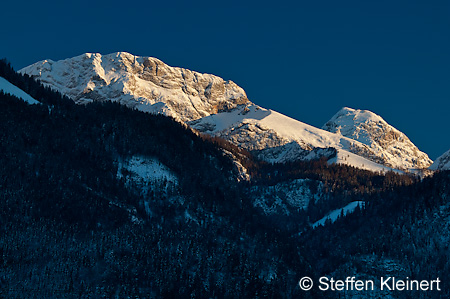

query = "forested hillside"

[
  {"left": 1, "top": 59, "right": 449, "bottom": 298},
  {"left": 0, "top": 59, "right": 314, "bottom": 298}
]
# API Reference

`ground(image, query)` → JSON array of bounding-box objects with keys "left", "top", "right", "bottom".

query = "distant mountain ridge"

[
  {"left": 20, "top": 52, "right": 248, "bottom": 122},
  {"left": 20, "top": 52, "right": 433, "bottom": 171},
  {"left": 3, "top": 57, "right": 450, "bottom": 299},
  {"left": 430, "top": 149, "right": 450, "bottom": 170}
]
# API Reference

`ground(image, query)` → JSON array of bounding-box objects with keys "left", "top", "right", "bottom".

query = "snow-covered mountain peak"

[
  {"left": 429, "top": 149, "right": 450, "bottom": 171},
  {"left": 20, "top": 52, "right": 248, "bottom": 122},
  {"left": 190, "top": 103, "right": 432, "bottom": 170},
  {"left": 322, "top": 107, "right": 432, "bottom": 169},
  {"left": 20, "top": 52, "right": 433, "bottom": 172},
  {"left": 324, "top": 107, "right": 388, "bottom": 136},
  {"left": 329, "top": 107, "right": 385, "bottom": 125}
]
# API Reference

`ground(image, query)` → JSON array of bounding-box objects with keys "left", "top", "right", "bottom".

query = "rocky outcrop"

[
  {"left": 21, "top": 53, "right": 433, "bottom": 172},
  {"left": 20, "top": 52, "right": 248, "bottom": 122},
  {"left": 322, "top": 107, "right": 432, "bottom": 170}
]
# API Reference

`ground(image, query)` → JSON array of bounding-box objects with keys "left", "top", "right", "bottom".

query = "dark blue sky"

[{"left": 2, "top": 0, "right": 449, "bottom": 159}]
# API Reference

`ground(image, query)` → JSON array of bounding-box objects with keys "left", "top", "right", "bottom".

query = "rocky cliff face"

[
  {"left": 189, "top": 104, "right": 432, "bottom": 170},
  {"left": 20, "top": 52, "right": 248, "bottom": 122},
  {"left": 322, "top": 107, "right": 432, "bottom": 169},
  {"left": 21, "top": 53, "right": 433, "bottom": 171}
]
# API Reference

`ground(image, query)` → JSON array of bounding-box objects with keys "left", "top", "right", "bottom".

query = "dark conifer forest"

[{"left": 1, "top": 59, "right": 449, "bottom": 298}]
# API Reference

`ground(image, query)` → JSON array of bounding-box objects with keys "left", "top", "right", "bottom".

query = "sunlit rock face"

[
  {"left": 322, "top": 107, "right": 432, "bottom": 170},
  {"left": 20, "top": 52, "right": 248, "bottom": 122},
  {"left": 22, "top": 54, "right": 432, "bottom": 171}
]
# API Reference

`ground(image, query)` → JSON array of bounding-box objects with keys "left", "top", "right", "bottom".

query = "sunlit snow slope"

[
  {"left": 20, "top": 52, "right": 432, "bottom": 171},
  {"left": 190, "top": 104, "right": 430, "bottom": 171},
  {"left": 322, "top": 107, "right": 432, "bottom": 170}
]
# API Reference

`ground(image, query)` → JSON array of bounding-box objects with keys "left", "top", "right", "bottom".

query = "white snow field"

[
  {"left": 0, "top": 77, "right": 39, "bottom": 105},
  {"left": 313, "top": 201, "right": 365, "bottom": 228}
]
